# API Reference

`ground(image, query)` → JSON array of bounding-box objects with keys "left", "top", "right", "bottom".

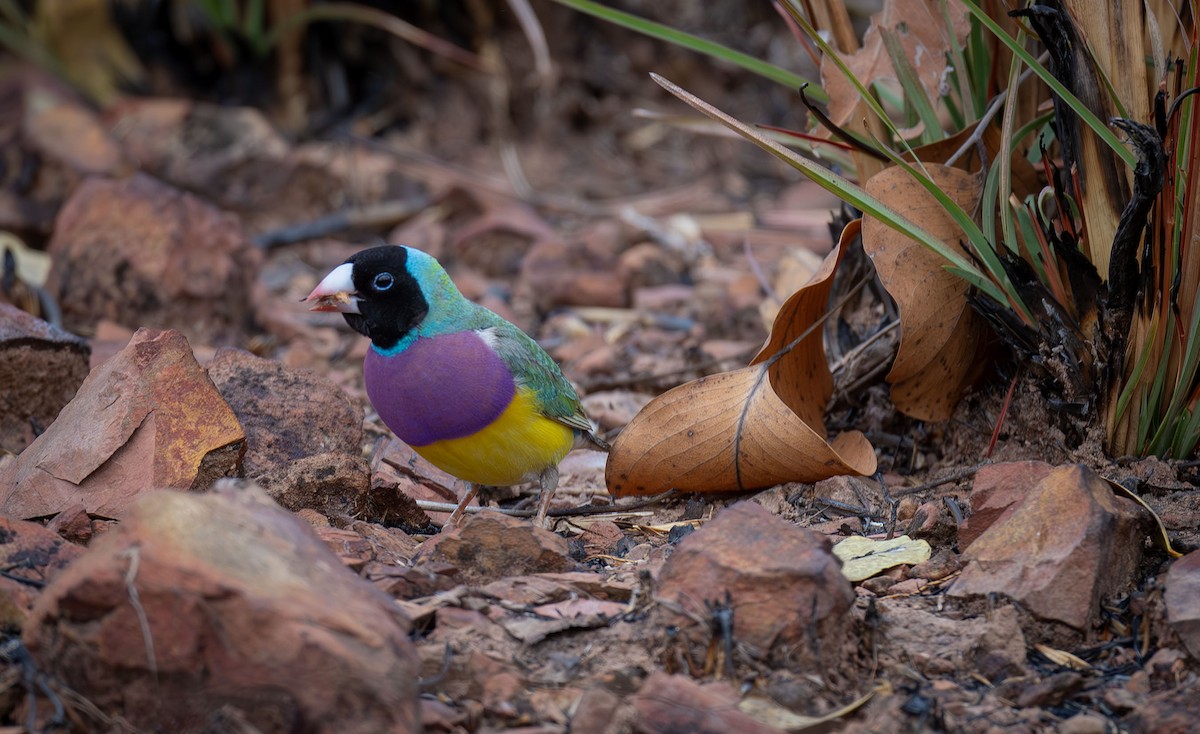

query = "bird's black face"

[{"left": 308, "top": 245, "right": 428, "bottom": 350}]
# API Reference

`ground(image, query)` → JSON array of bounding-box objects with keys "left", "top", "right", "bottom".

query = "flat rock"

[
  {"left": 43, "top": 174, "right": 260, "bottom": 344},
  {"left": 653, "top": 501, "right": 856, "bottom": 670},
  {"left": 0, "top": 328, "right": 244, "bottom": 519},
  {"left": 959, "top": 461, "right": 1053, "bottom": 549},
  {"left": 207, "top": 348, "right": 370, "bottom": 515},
  {"left": 0, "top": 302, "right": 89, "bottom": 453},
  {"left": 24, "top": 483, "right": 419, "bottom": 733},
  {"left": 1165, "top": 549, "right": 1200, "bottom": 661},
  {"left": 417, "top": 512, "right": 575, "bottom": 584},
  {"left": 877, "top": 599, "right": 1027, "bottom": 680},
  {"left": 948, "top": 464, "right": 1148, "bottom": 630}
]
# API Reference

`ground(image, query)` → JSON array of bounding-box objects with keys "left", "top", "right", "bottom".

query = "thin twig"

[
  {"left": 415, "top": 490, "right": 676, "bottom": 521},
  {"left": 890, "top": 464, "right": 984, "bottom": 497},
  {"left": 945, "top": 54, "right": 1047, "bottom": 168},
  {"left": 119, "top": 548, "right": 157, "bottom": 679}
]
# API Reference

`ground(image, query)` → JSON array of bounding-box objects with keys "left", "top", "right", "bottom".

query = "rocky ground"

[{"left": 0, "top": 3, "right": 1199, "bottom": 732}]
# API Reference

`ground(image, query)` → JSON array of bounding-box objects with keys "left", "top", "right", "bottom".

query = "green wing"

[{"left": 482, "top": 321, "right": 594, "bottom": 433}]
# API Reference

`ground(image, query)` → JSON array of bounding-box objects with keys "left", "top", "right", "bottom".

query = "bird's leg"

[
  {"left": 533, "top": 466, "right": 560, "bottom": 527},
  {"left": 446, "top": 482, "right": 479, "bottom": 527}
]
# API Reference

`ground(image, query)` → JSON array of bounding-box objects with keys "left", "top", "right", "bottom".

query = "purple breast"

[{"left": 363, "top": 331, "right": 515, "bottom": 446}]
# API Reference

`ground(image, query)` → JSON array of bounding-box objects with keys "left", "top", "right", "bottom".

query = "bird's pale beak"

[{"left": 304, "top": 262, "right": 361, "bottom": 314}]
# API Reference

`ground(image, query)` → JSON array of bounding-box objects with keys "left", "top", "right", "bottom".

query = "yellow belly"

[{"left": 411, "top": 387, "right": 576, "bottom": 486}]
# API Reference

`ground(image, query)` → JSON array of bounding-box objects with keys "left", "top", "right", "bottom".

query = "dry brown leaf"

[
  {"left": 862, "top": 164, "right": 989, "bottom": 421},
  {"left": 606, "top": 222, "right": 877, "bottom": 497},
  {"left": 820, "top": 0, "right": 969, "bottom": 128}
]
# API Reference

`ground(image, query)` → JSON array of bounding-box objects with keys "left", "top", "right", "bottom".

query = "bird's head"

[{"left": 305, "top": 245, "right": 432, "bottom": 350}]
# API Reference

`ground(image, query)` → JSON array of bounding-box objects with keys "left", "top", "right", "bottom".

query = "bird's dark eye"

[{"left": 373, "top": 272, "right": 395, "bottom": 291}]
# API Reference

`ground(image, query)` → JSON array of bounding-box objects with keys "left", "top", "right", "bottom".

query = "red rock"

[
  {"left": 948, "top": 464, "right": 1148, "bottom": 630},
  {"left": 616, "top": 243, "right": 686, "bottom": 293},
  {"left": 908, "top": 549, "right": 962, "bottom": 581},
  {"left": 368, "top": 561, "right": 459, "bottom": 600},
  {"left": 632, "top": 672, "right": 786, "bottom": 734},
  {"left": 471, "top": 651, "right": 525, "bottom": 718},
  {"left": 207, "top": 348, "right": 361, "bottom": 470},
  {"left": 88, "top": 319, "right": 135, "bottom": 369},
  {"left": 0, "top": 302, "right": 89, "bottom": 454},
  {"left": 1121, "top": 683, "right": 1200, "bottom": 733},
  {"left": 0, "top": 329, "right": 244, "bottom": 519},
  {"left": 1059, "top": 713, "right": 1113, "bottom": 734},
  {"left": 958, "top": 461, "right": 1053, "bottom": 549},
  {"left": 1165, "top": 550, "right": 1200, "bottom": 661},
  {"left": 811, "top": 475, "right": 874, "bottom": 511},
  {"left": 105, "top": 100, "right": 379, "bottom": 238},
  {"left": 45, "top": 503, "right": 92, "bottom": 544},
  {"left": 44, "top": 174, "right": 261, "bottom": 344},
  {"left": 519, "top": 239, "right": 626, "bottom": 310},
  {"left": 0, "top": 73, "right": 127, "bottom": 230},
  {"left": 569, "top": 686, "right": 625, "bottom": 734},
  {"left": 653, "top": 501, "right": 856, "bottom": 670},
  {"left": 206, "top": 348, "right": 372, "bottom": 516},
  {"left": 24, "top": 87, "right": 124, "bottom": 176},
  {"left": 420, "top": 698, "right": 467, "bottom": 731},
  {"left": 0, "top": 514, "right": 84, "bottom": 629},
  {"left": 1010, "top": 671, "right": 1086, "bottom": 707},
  {"left": 578, "top": 520, "right": 625, "bottom": 556},
  {"left": 632, "top": 283, "right": 694, "bottom": 311},
  {"left": 24, "top": 483, "right": 419, "bottom": 733},
  {"left": 418, "top": 512, "right": 575, "bottom": 584}
]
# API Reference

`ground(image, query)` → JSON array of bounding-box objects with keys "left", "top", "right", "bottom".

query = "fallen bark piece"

[
  {"left": 417, "top": 512, "right": 575, "bottom": 584},
  {"left": 0, "top": 302, "right": 90, "bottom": 454},
  {"left": 1165, "top": 550, "right": 1200, "bottom": 661},
  {"left": 654, "top": 501, "right": 856, "bottom": 671},
  {"left": 44, "top": 174, "right": 260, "bottom": 344},
  {"left": 948, "top": 464, "right": 1148, "bottom": 630},
  {"left": 24, "top": 483, "right": 419, "bottom": 733},
  {"left": 0, "top": 328, "right": 244, "bottom": 519}
]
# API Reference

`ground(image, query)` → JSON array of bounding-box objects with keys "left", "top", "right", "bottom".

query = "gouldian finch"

[{"left": 306, "top": 245, "right": 608, "bottom": 526}]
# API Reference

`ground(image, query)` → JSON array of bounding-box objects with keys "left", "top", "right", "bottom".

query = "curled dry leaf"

[
  {"left": 606, "top": 221, "right": 877, "bottom": 497},
  {"left": 862, "top": 164, "right": 989, "bottom": 421}
]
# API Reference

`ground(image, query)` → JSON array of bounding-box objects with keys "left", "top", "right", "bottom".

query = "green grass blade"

[
  {"left": 961, "top": 0, "right": 1136, "bottom": 168},
  {"left": 967, "top": 15, "right": 989, "bottom": 116},
  {"left": 549, "top": 0, "right": 825, "bottom": 99},
  {"left": 1113, "top": 323, "right": 1157, "bottom": 425},
  {"left": 939, "top": 0, "right": 980, "bottom": 119},
  {"left": 879, "top": 27, "right": 944, "bottom": 141}
]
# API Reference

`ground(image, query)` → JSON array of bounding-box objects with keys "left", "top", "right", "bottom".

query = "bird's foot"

[
  {"left": 445, "top": 483, "right": 479, "bottom": 528},
  {"left": 533, "top": 467, "right": 559, "bottom": 528}
]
